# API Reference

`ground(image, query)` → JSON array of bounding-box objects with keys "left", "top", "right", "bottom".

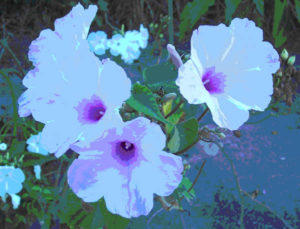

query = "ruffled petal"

[
  {"left": 21, "top": 4, "right": 102, "bottom": 123},
  {"left": 133, "top": 151, "right": 183, "bottom": 197},
  {"left": 191, "top": 22, "right": 233, "bottom": 68},
  {"left": 67, "top": 155, "right": 111, "bottom": 202}
]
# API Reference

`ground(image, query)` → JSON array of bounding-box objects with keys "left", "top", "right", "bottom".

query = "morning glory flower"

[
  {"left": 0, "top": 142, "right": 7, "bottom": 151},
  {"left": 68, "top": 117, "right": 183, "bottom": 218},
  {"left": 18, "top": 3, "right": 131, "bottom": 157},
  {"left": 26, "top": 132, "right": 49, "bottom": 155},
  {"left": 0, "top": 166, "right": 25, "bottom": 209},
  {"left": 107, "top": 34, "right": 124, "bottom": 56},
  {"left": 87, "top": 31, "right": 109, "bottom": 55},
  {"left": 107, "top": 25, "right": 149, "bottom": 64},
  {"left": 175, "top": 18, "right": 280, "bottom": 130},
  {"left": 108, "top": 33, "right": 139, "bottom": 64}
]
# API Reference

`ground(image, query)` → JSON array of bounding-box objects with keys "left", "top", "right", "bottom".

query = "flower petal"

[
  {"left": 97, "top": 60, "right": 131, "bottom": 108},
  {"left": 10, "top": 194, "right": 21, "bottom": 209},
  {"left": 67, "top": 155, "right": 109, "bottom": 202},
  {"left": 176, "top": 59, "right": 210, "bottom": 104},
  {"left": 206, "top": 95, "right": 250, "bottom": 130},
  {"left": 40, "top": 114, "right": 82, "bottom": 157}
]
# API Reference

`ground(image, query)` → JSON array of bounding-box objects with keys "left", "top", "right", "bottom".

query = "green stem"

[
  {"left": 0, "top": 69, "right": 18, "bottom": 136},
  {"left": 167, "top": 0, "right": 174, "bottom": 44},
  {"left": 187, "top": 159, "right": 206, "bottom": 193}
]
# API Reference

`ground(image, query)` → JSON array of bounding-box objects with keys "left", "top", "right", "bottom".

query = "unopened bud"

[
  {"left": 287, "top": 56, "right": 296, "bottom": 66},
  {"left": 162, "top": 93, "right": 177, "bottom": 102},
  {"left": 167, "top": 44, "right": 183, "bottom": 69},
  {"left": 218, "top": 132, "right": 226, "bottom": 139},
  {"left": 280, "top": 49, "right": 288, "bottom": 61},
  {"left": 276, "top": 71, "right": 282, "bottom": 77}
]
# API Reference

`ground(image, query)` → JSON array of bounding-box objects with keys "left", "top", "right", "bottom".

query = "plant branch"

[
  {"left": 197, "top": 107, "right": 209, "bottom": 122},
  {"left": 187, "top": 159, "right": 206, "bottom": 193}
]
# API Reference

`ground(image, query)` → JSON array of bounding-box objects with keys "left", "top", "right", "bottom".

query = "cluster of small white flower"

[{"left": 87, "top": 24, "right": 149, "bottom": 64}]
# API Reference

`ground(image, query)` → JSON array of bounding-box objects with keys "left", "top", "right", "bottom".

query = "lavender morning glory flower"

[
  {"left": 18, "top": 3, "right": 131, "bottom": 157},
  {"left": 175, "top": 18, "right": 280, "bottom": 130},
  {"left": 0, "top": 166, "right": 25, "bottom": 209},
  {"left": 68, "top": 117, "right": 183, "bottom": 218}
]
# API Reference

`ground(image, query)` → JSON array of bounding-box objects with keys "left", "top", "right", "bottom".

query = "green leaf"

[
  {"left": 272, "top": 0, "right": 287, "bottom": 48},
  {"left": 56, "top": 189, "right": 104, "bottom": 228},
  {"left": 143, "top": 63, "right": 177, "bottom": 85},
  {"left": 253, "top": 0, "right": 264, "bottom": 16},
  {"left": 167, "top": 118, "right": 198, "bottom": 153},
  {"left": 179, "top": 0, "right": 215, "bottom": 40},
  {"left": 225, "top": 0, "right": 242, "bottom": 24},
  {"left": 0, "top": 69, "right": 25, "bottom": 119},
  {"left": 126, "top": 83, "right": 171, "bottom": 125},
  {"left": 98, "top": 0, "right": 108, "bottom": 12},
  {"left": 8, "top": 139, "right": 25, "bottom": 158},
  {"left": 99, "top": 198, "right": 130, "bottom": 229},
  {"left": 147, "top": 81, "right": 179, "bottom": 94}
]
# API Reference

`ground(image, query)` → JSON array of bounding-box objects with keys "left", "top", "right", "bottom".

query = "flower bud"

[
  {"left": 287, "top": 56, "right": 295, "bottom": 66},
  {"left": 162, "top": 93, "right": 177, "bottom": 102},
  {"left": 280, "top": 48, "right": 288, "bottom": 61},
  {"left": 167, "top": 44, "right": 183, "bottom": 69},
  {"left": 276, "top": 71, "right": 282, "bottom": 77}
]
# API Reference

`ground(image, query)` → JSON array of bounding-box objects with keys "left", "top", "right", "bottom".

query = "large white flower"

[
  {"left": 175, "top": 18, "right": 280, "bottom": 130},
  {"left": 18, "top": 3, "right": 132, "bottom": 157},
  {"left": 68, "top": 117, "right": 183, "bottom": 218}
]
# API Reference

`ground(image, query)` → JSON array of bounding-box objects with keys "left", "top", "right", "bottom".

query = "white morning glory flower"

[
  {"left": 68, "top": 117, "right": 183, "bottom": 218},
  {"left": 107, "top": 34, "right": 124, "bottom": 56},
  {"left": 107, "top": 33, "right": 139, "bottom": 64},
  {"left": 34, "top": 165, "right": 41, "bottom": 180},
  {"left": 87, "top": 31, "right": 109, "bottom": 55},
  {"left": 107, "top": 25, "right": 148, "bottom": 64},
  {"left": 18, "top": 3, "right": 131, "bottom": 157},
  {"left": 0, "top": 166, "right": 25, "bottom": 209},
  {"left": 26, "top": 132, "right": 49, "bottom": 155},
  {"left": 137, "top": 24, "right": 149, "bottom": 49},
  {"left": 0, "top": 142, "right": 7, "bottom": 151},
  {"left": 175, "top": 18, "right": 280, "bottom": 130}
]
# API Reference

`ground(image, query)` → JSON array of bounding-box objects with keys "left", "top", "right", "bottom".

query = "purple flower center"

[
  {"left": 76, "top": 95, "right": 106, "bottom": 124},
  {"left": 115, "top": 140, "right": 136, "bottom": 162},
  {"left": 202, "top": 67, "right": 226, "bottom": 94}
]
